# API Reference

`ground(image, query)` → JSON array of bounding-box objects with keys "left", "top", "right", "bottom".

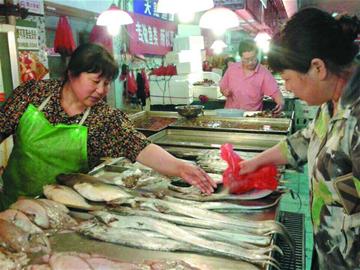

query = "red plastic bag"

[
  {"left": 127, "top": 71, "right": 138, "bottom": 95},
  {"left": 141, "top": 69, "right": 150, "bottom": 97},
  {"left": 220, "top": 143, "right": 278, "bottom": 194},
  {"left": 54, "top": 16, "right": 76, "bottom": 56}
]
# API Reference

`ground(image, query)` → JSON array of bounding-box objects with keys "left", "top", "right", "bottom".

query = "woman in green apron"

[
  {"left": 238, "top": 8, "right": 360, "bottom": 270},
  {"left": 0, "top": 43, "right": 216, "bottom": 210}
]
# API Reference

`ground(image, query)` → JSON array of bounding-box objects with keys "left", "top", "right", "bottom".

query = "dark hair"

[
  {"left": 268, "top": 8, "right": 360, "bottom": 74},
  {"left": 238, "top": 39, "right": 258, "bottom": 55},
  {"left": 65, "top": 43, "right": 119, "bottom": 81}
]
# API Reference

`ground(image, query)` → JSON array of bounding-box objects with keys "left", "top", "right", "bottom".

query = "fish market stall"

[
  {"left": 169, "top": 116, "right": 292, "bottom": 135},
  {"left": 2, "top": 155, "right": 299, "bottom": 270},
  {"left": 129, "top": 111, "right": 180, "bottom": 137},
  {"left": 149, "top": 129, "right": 286, "bottom": 152},
  {"left": 44, "top": 158, "right": 285, "bottom": 270}
]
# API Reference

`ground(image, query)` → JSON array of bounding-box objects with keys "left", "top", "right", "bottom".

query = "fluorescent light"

[
  {"left": 96, "top": 4, "right": 133, "bottom": 36},
  {"left": 157, "top": 0, "right": 214, "bottom": 14}
]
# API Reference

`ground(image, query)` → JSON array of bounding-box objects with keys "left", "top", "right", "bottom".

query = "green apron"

[{"left": 0, "top": 95, "right": 90, "bottom": 210}]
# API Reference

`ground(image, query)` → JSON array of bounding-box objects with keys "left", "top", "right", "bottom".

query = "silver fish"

[{"left": 91, "top": 211, "right": 279, "bottom": 268}]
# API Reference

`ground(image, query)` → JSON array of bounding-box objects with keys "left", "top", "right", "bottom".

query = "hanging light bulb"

[
  {"left": 199, "top": 7, "right": 239, "bottom": 36},
  {"left": 211, "top": 39, "right": 227, "bottom": 54},
  {"left": 255, "top": 32, "right": 271, "bottom": 53},
  {"left": 157, "top": 0, "right": 214, "bottom": 14},
  {"left": 96, "top": 4, "right": 133, "bottom": 36}
]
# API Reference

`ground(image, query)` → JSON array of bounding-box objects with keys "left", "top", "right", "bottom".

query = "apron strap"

[
  {"left": 38, "top": 95, "right": 53, "bottom": 111},
  {"left": 79, "top": 107, "right": 91, "bottom": 125},
  {"left": 38, "top": 94, "right": 91, "bottom": 126}
]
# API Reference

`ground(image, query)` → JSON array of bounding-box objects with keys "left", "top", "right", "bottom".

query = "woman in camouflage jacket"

[{"left": 240, "top": 8, "right": 360, "bottom": 270}]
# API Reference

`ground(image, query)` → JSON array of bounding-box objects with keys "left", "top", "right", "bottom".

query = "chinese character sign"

[
  {"left": 19, "top": 0, "right": 44, "bottom": 15},
  {"left": 16, "top": 26, "right": 39, "bottom": 50},
  {"left": 127, "top": 12, "right": 176, "bottom": 55},
  {"left": 133, "top": 0, "right": 174, "bottom": 21}
]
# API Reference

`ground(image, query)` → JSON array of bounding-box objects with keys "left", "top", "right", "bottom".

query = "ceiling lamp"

[
  {"left": 211, "top": 39, "right": 227, "bottom": 54},
  {"left": 255, "top": 32, "right": 271, "bottom": 53},
  {"left": 199, "top": 7, "right": 239, "bottom": 36},
  {"left": 156, "top": 0, "right": 214, "bottom": 14},
  {"left": 96, "top": 4, "right": 133, "bottom": 36}
]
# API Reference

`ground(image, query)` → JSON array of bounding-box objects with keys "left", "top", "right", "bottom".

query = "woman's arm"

[
  {"left": 239, "top": 144, "right": 288, "bottom": 174},
  {"left": 136, "top": 143, "right": 217, "bottom": 194}
]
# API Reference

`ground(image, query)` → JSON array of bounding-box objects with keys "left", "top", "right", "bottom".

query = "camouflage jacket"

[{"left": 279, "top": 67, "right": 360, "bottom": 270}]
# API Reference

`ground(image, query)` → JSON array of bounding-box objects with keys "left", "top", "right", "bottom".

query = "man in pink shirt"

[{"left": 220, "top": 39, "right": 284, "bottom": 112}]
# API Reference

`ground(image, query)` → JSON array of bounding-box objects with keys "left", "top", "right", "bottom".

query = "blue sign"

[{"left": 133, "top": 0, "right": 174, "bottom": 21}]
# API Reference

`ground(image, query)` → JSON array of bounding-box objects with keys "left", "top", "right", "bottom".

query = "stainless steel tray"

[
  {"left": 129, "top": 111, "right": 180, "bottom": 134},
  {"left": 149, "top": 129, "right": 285, "bottom": 151},
  {"left": 169, "top": 116, "right": 292, "bottom": 134},
  {"left": 45, "top": 203, "right": 279, "bottom": 270}
]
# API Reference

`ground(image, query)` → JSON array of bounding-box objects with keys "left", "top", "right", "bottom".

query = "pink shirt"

[{"left": 219, "top": 62, "right": 280, "bottom": 111}]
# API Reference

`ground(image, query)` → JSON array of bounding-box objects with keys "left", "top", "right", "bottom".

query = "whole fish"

[
  {"left": 0, "top": 209, "right": 43, "bottom": 234},
  {"left": 56, "top": 173, "right": 103, "bottom": 187},
  {"left": 0, "top": 219, "right": 51, "bottom": 253},
  {"left": 0, "top": 247, "right": 29, "bottom": 270},
  {"left": 10, "top": 199, "right": 50, "bottom": 229},
  {"left": 73, "top": 182, "right": 132, "bottom": 202},
  {"left": 43, "top": 185, "right": 100, "bottom": 211},
  {"left": 78, "top": 220, "right": 204, "bottom": 253},
  {"left": 37, "top": 199, "right": 78, "bottom": 230},
  {"left": 91, "top": 211, "right": 278, "bottom": 267}
]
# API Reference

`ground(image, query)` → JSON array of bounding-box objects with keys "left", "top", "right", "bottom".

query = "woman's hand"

[
  {"left": 178, "top": 162, "right": 217, "bottom": 195},
  {"left": 238, "top": 158, "right": 260, "bottom": 175},
  {"left": 272, "top": 102, "right": 284, "bottom": 114}
]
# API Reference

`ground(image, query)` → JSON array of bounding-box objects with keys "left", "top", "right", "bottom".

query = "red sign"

[
  {"left": 0, "top": 93, "right": 5, "bottom": 102},
  {"left": 127, "top": 12, "right": 177, "bottom": 56}
]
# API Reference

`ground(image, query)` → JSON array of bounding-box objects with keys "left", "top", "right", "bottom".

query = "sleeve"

[
  {"left": 278, "top": 119, "right": 315, "bottom": 171},
  {"left": 0, "top": 80, "right": 36, "bottom": 143},
  {"left": 100, "top": 109, "right": 151, "bottom": 162},
  {"left": 350, "top": 111, "right": 360, "bottom": 196},
  {"left": 262, "top": 69, "right": 280, "bottom": 97}
]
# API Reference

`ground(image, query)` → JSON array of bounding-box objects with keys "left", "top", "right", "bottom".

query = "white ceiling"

[{"left": 46, "top": 0, "right": 113, "bottom": 14}]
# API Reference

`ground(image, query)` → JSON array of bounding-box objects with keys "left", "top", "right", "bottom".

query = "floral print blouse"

[{"left": 0, "top": 79, "right": 150, "bottom": 169}]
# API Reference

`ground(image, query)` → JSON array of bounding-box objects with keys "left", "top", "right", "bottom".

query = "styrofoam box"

[
  {"left": 165, "top": 50, "right": 202, "bottom": 65},
  {"left": 173, "top": 36, "right": 204, "bottom": 52},
  {"left": 176, "top": 61, "right": 202, "bottom": 75},
  {"left": 177, "top": 24, "right": 201, "bottom": 37},
  {"left": 192, "top": 85, "right": 221, "bottom": 99},
  {"left": 202, "top": 71, "right": 222, "bottom": 84},
  {"left": 149, "top": 76, "right": 193, "bottom": 98},
  {"left": 150, "top": 96, "right": 193, "bottom": 105}
]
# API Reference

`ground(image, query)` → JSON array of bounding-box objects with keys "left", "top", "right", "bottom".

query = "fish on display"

[
  {"left": 10, "top": 199, "right": 50, "bottom": 229},
  {"left": 0, "top": 209, "right": 43, "bottom": 234},
  {"left": 0, "top": 247, "right": 29, "bottom": 270},
  {"left": 0, "top": 219, "right": 50, "bottom": 253},
  {"left": 73, "top": 182, "right": 132, "bottom": 202},
  {"left": 43, "top": 184, "right": 101, "bottom": 211}
]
